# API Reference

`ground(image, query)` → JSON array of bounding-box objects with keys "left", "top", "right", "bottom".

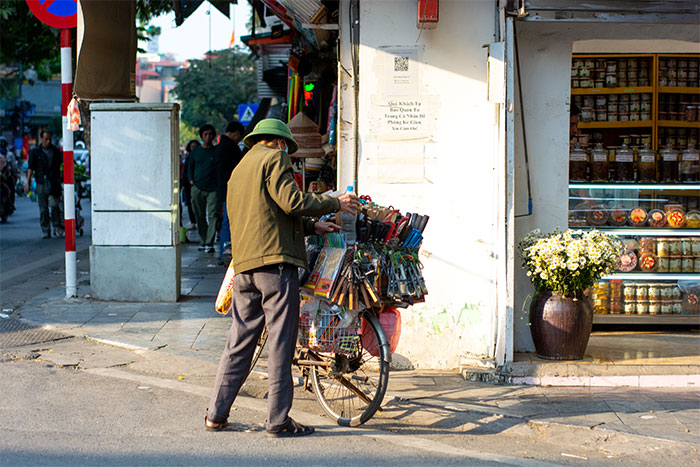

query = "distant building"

[{"left": 135, "top": 54, "right": 185, "bottom": 103}]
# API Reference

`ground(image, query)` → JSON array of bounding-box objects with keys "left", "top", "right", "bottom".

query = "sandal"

[
  {"left": 266, "top": 418, "right": 315, "bottom": 438},
  {"left": 204, "top": 416, "right": 228, "bottom": 432}
]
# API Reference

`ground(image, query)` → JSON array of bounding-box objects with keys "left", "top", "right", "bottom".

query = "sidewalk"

[{"left": 10, "top": 241, "right": 700, "bottom": 449}]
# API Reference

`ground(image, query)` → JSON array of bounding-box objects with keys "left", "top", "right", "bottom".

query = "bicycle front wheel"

[{"left": 310, "top": 312, "right": 390, "bottom": 426}]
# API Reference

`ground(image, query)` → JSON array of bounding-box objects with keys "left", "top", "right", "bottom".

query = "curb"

[{"left": 462, "top": 366, "right": 700, "bottom": 388}]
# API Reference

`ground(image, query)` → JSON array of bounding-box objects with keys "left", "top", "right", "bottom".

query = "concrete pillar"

[{"left": 89, "top": 103, "right": 180, "bottom": 301}]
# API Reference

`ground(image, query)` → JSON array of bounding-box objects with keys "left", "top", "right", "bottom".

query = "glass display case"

[{"left": 569, "top": 183, "right": 700, "bottom": 324}]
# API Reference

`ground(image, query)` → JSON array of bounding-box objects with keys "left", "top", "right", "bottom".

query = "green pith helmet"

[{"left": 242, "top": 118, "right": 298, "bottom": 154}]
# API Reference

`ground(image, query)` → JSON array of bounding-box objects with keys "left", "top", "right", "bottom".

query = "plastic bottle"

[{"left": 339, "top": 184, "right": 357, "bottom": 245}]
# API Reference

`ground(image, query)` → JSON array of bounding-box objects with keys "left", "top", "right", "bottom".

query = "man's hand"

[
  {"left": 337, "top": 193, "right": 360, "bottom": 214},
  {"left": 24, "top": 183, "right": 29, "bottom": 193},
  {"left": 314, "top": 221, "right": 340, "bottom": 235}
]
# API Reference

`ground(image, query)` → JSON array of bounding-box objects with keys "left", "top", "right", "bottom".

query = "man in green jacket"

[
  {"left": 206, "top": 119, "right": 359, "bottom": 437},
  {"left": 188, "top": 124, "right": 218, "bottom": 253}
]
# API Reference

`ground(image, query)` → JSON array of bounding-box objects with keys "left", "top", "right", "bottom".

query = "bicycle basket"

[{"left": 298, "top": 306, "right": 361, "bottom": 355}]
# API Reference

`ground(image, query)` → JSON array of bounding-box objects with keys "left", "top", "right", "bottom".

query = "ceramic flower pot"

[{"left": 529, "top": 290, "right": 593, "bottom": 360}]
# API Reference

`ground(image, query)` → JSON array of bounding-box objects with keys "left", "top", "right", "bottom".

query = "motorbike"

[{"left": 0, "top": 155, "right": 16, "bottom": 223}]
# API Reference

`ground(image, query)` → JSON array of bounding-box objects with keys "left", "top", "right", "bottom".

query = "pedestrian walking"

[
  {"left": 181, "top": 139, "right": 199, "bottom": 230},
  {"left": 188, "top": 125, "right": 218, "bottom": 253},
  {"left": 214, "top": 121, "right": 244, "bottom": 262},
  {"left": 25, "top": 131, "right": 63, "bottom": 238},
  {"left": 205, "top": 118, "right": 360, "bottom": 436}
]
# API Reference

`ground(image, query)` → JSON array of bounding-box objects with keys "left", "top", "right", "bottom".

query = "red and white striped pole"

[{"left": 61, "top": 29, "right": 77, "bottom": 298}]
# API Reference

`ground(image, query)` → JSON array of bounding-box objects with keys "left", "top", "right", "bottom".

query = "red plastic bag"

[{"left": 361, "top": 307, "right": 401, "bottom": 357}]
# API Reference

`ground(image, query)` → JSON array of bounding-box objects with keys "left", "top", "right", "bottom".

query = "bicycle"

[{"left": 249, "top": 305, "right": 390, "bottom": 427}]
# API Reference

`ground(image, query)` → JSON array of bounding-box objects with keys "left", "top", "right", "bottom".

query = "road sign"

[
  {"left": 238, "top": 104, "right": 258, "bottom": 125},
  {"left": 27, "top": 0, "right": 78, "bottom": 29}
]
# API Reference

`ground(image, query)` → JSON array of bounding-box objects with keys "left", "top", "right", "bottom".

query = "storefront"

[
  {"left": 248, "top": 0, "right": 699, "bottom": 381},
  {"left": 511, "top": 2, "right": 699, "bottom": 382}
]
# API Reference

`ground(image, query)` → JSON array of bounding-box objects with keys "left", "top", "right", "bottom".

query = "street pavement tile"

[
  {"left": 604, "top": 399, "right": 667, "bottom": 413},
  {"left": 655, "top": 400, "right": 700, "bottom": 411},
  {"left": 549, "top": 401, "right": 611, "bottom": 414},
  {"left": 614, "top": 411, "right": 683, "bottom": 428},
  {"left": 192, "top": 336, "right": 225, "bottom": 351},
  {"left": 640, "top": 388, "right": 700, "bottom": 399}
]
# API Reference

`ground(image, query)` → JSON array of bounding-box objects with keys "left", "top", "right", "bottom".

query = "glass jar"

[
  {"left": 649, "top": 301, "right": 660, "bottom": 315},
  {"left": 682, "top": 256, "right": 695, "bottom": 272},
  {"left": 682, "top": 238, "right": 693, "bottom": 256},
  {"left": 615, "top": 143, "right": 634, "bottom": 181},
  {"left": 638, "top": 237, "right": 656, "bottom": 254},
  {"left": 636, "top": 143, "right": 656, "bottom": 182},
  {"left": 680, "top": 143, "right": 700, "bottom": 182},
  {"left": 659, "top": 144, "right": 680, "bottom": 182},
  {"left": 635, "top": 284, "right": 648, "bottom": 300},
  {"left": 670, "top": 238, "right": 683, "bottom": 256},
  {"left": 669, "top": 256, "right": 682, "bottom": 273},
  {"left": 569, "top": 144, "right": 588, "bottom": 181},
  {"left": 589, "top": 143, "right": 609, "bottom": 181},
  {"left": 648, "top": 284, "right": 661, "bottom": 301}
]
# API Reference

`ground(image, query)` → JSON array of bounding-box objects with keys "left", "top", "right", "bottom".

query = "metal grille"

[
  {"left": 0, "top": 318, "right": 71, "bottom": 349},
  {"left": 518, "top": 0, "right": 699, "bottom": 23},
  {"left": 258, "top": 52, "right": 289, "bottom": 98}
]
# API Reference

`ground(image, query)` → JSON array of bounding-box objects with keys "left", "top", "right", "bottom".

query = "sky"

[{"left": 145, "top": 1, "right": 252, "bottom": 61}]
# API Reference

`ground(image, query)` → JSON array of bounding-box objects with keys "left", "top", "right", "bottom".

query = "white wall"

[
  {"left": 351, "top": 0, "right": 499, "bottom": 368},
  {"left": 513, "top": 22, "right": 700, "bottom": 352}
]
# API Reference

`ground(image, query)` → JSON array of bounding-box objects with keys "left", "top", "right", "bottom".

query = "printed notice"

[
  {"left": 377, "top": 46, "right": 421, "bottom": 96},
  {"left": 369, "top": 96, "right": 438, "bottom": 141}
]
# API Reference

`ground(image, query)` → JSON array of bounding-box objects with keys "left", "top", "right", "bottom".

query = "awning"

[
  {"left": 173, "top": 0, "right": 235, "bottom": 26},
  {"left": 510, "top": 0, "right": 700, "bottom": 23},
  {"left": 250, "top": 0, "right": 329, "bottom": 48}
]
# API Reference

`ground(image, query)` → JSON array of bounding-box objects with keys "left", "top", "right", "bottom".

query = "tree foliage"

[
  {"left": 0, "top": 2, "right": 60, "bottom": 81},
  {"left": 0, "top": 0, "right": 174, "bottom": 80},
  {"left": 172, "top": 47, "right": 257, "bottom": 131}
]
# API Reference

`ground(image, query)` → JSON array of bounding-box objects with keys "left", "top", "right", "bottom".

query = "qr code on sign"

[{"left": 394, "top": 56, "right": 409, "bottom": 72}]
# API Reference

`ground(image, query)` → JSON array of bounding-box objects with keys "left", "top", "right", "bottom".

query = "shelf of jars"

[
  {"left": 570, "top": 54, "right": 700, "bottom": 324},
  {"left": 593, "top": 314, "right": 700, "bottom": 325},
  {"left": 578, "top": 121, "right": 653, "bottom": 129},
  {"left": 657, "top": 121, "right": 700, "bottom": 129},
  {"left": 589, "top": 277, "right": 700, "bottom": 324},
  {"left": 571, "top": 86, "right": 653, "bottom": 95},
  {"left": 658, "top": 86, "right": 700, "bottom": 94}
]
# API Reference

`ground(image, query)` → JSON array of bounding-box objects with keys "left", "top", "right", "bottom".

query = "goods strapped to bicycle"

[{"left": 215, "top": 195, "right": 429, "bottom": 426}]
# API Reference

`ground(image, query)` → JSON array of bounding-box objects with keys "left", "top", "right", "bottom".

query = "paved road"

[
  {"left": 0, "top": 196, "right": 91, "bottom": 310},
  {"left": 1, "top": 356, "right": 557, "bottom": 467}
]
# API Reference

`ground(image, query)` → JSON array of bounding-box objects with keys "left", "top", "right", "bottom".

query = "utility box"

[{"left": 89, "top": 103, "right": 180, "bottom": 301}]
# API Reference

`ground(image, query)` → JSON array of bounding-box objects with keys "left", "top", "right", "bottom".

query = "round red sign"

[{"left": 26, "top": 0, "right": 77, "bottom": 29}]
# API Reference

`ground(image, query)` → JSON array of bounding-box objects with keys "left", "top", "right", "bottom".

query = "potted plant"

[{"left": 518, "top": 229, "right": 621, "bottom": 360}]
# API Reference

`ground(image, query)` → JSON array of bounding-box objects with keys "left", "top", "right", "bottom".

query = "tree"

[
  {"left": 0, "top": 0, "right": 173, "bottom": 80},
  {"left": 172, "top": 47, "right": 257, "bottom": 131},
  {"left": 0, "top": 2, "right": 60, "bottom": 81}
]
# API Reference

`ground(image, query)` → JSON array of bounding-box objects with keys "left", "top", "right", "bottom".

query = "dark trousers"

[
  {"left": 207, "top": 263, "right": 300, "bottom": 431},
  {"left": 35, "top": 182, "right": 62, "bottom": 234}
]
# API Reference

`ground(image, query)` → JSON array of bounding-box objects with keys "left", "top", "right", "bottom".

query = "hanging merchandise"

[
  {"left": 288, "top": 112, "right": 324, "bottom": 157},
  {"left": 67, "top": 97, "right": 81, "bottom": 131},
  {"left": 298, "top": 194, "right": 430, "bottom": 355}
]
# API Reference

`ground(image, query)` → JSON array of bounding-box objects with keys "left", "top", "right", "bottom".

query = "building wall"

[
  {"left": 513, "top": 22, "right": 700, "bottom": 352},
  {"left": 137, "top": 80, "right": 163, "bottom": 103},
  {"left": 350, "top": 0, "right": 499, "bottom": 368}
]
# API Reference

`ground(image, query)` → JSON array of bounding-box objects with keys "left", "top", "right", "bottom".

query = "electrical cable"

[{"left": 513, "top": 20, "right": 533, "bottom": 218}]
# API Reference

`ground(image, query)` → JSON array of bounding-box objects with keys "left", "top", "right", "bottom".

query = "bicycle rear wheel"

[{"left": 310, "top": 311, "right": 390, "bottom": 426}]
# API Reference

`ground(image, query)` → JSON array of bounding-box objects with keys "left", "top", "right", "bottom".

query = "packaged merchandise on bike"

[{"left": 298, "top": 194, "right": 429, "bottom": 357}]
